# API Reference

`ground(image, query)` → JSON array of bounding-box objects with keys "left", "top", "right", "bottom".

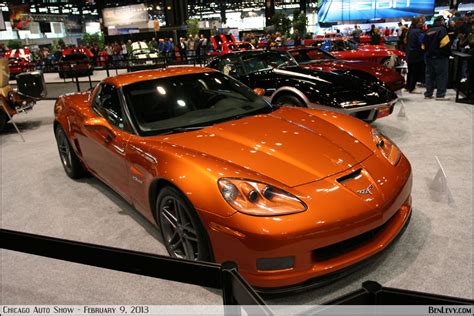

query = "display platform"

[{"left": 0, "top": 90, "right": 472, "bottom": 304}]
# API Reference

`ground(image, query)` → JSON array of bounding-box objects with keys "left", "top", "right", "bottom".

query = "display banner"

[
  {"left": 102, "top": 4, "right": 148, "bottom": 28},
  {"left": 318, "top": 0, "right": 435, "bottom": 22},
  {"left": 0, "top": 305, "right": 472, "bottom": 315}
]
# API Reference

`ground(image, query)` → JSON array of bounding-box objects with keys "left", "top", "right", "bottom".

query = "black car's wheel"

[
  {"left": 274, "top": 93, "right": 307, "bottom": 108},
  {"left": 54, "top": 125, "right": 86, "bottom": 179},
  {"left": 0, "top": 111, "right": 7, "bottom": 132},
  {"left": 156, "top": 186, "right": 212, "bottom": 261}
]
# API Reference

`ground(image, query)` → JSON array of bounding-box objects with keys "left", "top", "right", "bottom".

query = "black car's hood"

[{"left": 274, "top": 66, "right": 397, "bottom": 106}]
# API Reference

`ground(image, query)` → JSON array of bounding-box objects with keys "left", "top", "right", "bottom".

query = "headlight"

[
  {"left": 218, "top": 178, "right": 306, "bottom": 216},
  {"left": 371, "top": 128, "right": 401, "bottom": 165}
]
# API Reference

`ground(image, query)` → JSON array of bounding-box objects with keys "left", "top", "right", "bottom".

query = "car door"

[{"left": 78, "top": 83, "right": 132, "bottom": 200}]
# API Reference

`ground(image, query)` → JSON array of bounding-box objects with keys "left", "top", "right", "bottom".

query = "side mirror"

[
  {"left": 84, "top": 117, "right": 116, "bottom": 143},
  {"left": 253, "top": 88, "right": 265, "bottom": 96}
]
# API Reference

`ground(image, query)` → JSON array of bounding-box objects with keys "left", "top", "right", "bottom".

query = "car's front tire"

[
  {"left": 274, "top": 93, "right": 307, "bottom": 108},
  {"left": 156, "top": 186, "right": 212, "bottom": 262},
  {"left": 54, "top": 125, "right": 86, "bottom": 179}
]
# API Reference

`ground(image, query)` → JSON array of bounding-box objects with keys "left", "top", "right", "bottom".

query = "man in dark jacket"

[
  {"left": 422, "top": 16, "right": 451, "bottom": 100},
  {"left": 405, "top": 16, "right": 426, "bottom": 93}
]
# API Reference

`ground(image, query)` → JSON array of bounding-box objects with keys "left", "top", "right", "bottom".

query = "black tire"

[
  {"left": 274, "top": 93, "right": 307, "bottom": 108},
  {"left": 0, "top": 111, "right": 7, "bottom": 132},
  {"left": 54, "top": 125, "right": 86, "bottom": 179},
  {"left": 156, "top": 186, "right": 212, "bottom": 262},
  {"left": 59, "top": 72, "right": 64, "bottom": 79}
]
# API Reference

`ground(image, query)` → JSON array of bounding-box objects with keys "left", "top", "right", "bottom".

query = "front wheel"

[
  {"left": 156, "top": 186, "right": 212, "bottom": 261},
  {"left": 54, "top": 125, "right": 86, "bottom": 179},
  {"left": 274, "top": 93, "right": 307, "bottom": 108}
]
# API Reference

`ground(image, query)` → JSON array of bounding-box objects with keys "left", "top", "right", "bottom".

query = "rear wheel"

[
  {"left": 274, "top": 93, "right": 307, "bottom": 108},
  {"left": 0, "top": 111, "right": 7, "bottom": 132},
  {"left": 156, "top": 186, "right": 212, "bottom": 261},
  {"left": 54, "top": 125, "right": 86, "bottom": 179}
]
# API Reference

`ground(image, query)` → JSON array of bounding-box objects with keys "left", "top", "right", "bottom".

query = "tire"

[
  {"left": 0, "top": 111, "right": 7, "bottom": 132},
  {"left": 54, "top": 125, "right": 86, "bottom": 179},
  {"left": 59, "top": 72, "right": 64, "bottom": 79},
  {"left": 274, "top": 93, "right": 307, "bottom": 108},
  {"left": 156, "top": 186, "right": 212, "bottom": 262}
]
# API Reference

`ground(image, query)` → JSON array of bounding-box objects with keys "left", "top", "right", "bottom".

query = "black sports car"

[{"left": 208, "top": 50, "right": 398, "bottom": 122}]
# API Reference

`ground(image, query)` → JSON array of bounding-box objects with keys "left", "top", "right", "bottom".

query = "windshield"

[
  {"left": 290, "top": 48, "right": 335, "bottom": 63},
  {"left": 242, "top": 52, "right": 298, "bottom": 74},
  {"left": 313, "top": 40, "right": 358, "bottom": 52},
  {"left": 123, "top": 72, "right": 272, "bottom": 136}
]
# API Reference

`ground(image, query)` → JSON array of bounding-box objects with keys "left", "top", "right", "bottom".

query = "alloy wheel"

[
  {"left": 56, "top": 130, "right": 72, "bottom": 173},
  {"left": 160, "top": 196, "right": 200, "bottom": 260}
]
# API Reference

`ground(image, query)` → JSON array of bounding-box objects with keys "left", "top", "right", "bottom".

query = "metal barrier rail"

[{"left": 0, "top": 228, "right": 272, "bottom": 315}]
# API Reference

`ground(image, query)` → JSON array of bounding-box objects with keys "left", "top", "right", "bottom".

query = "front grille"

[{"left": 313, "top": 213, "right": 394, "bottom": 262}]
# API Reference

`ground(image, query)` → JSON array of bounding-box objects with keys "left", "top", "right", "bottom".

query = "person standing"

[
  {"left": 423, "top": 16, "right": 451, "bottom": 100},
  {"left": 351, "top": 25, "right": 362, "bottom": 43},
  {"left": 405, "top": 16, "right": 426, "bottom": 93},
  {"left": 370, "top": 27, "right": 382, "bottom": 44},
  {"left": 178, "top": 37, "right": 187, "bottom": 62}
]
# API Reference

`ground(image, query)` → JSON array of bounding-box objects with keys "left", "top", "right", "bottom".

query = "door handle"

[{"left": 112, "top": 144, "right": 125, "bottom": 155}]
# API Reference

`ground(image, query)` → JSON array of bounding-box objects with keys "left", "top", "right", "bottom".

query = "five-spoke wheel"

[{"left": 157, "top": 186, "right": 212, "bottom": 261}]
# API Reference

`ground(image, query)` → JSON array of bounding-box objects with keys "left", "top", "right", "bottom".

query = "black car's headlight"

[
  {"left": 218, "top": 178, "right": 306, "bottom": 216},
  {"left": 371, "top": 128, "right": 401, "bottom": 165}
]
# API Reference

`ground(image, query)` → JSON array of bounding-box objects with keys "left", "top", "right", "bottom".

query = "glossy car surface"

[
  {"left": 129, "top": 41, "right": 160, "bottom": 71},
  {"left": 8, "top": 58, "right": 35, "bottom": 79},
  {"left": 208, "top": 50, "right": 398, "bottom": 122},
  {"left": 210, "top": 34, "right": 255, "bottom": 56},
  {"left": 311, "top": 39, "right": 405, "bottom": 68},
  {"left": 58, "top": 47, "right": 94, "bottom": 78},
  {"left": 287, "top": 47, "right": 405, "bottom": 92},
  {"left": 54, "top": 67, "right": 412, "bottom": 291}
]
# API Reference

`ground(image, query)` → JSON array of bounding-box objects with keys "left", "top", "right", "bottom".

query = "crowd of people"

[{"left": 404, "top": 11, "right": 473, "bottom": 99}]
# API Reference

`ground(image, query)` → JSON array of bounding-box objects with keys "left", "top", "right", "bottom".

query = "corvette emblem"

[{"left": 357, "top": 184, "right": 374, "bottom": 195}]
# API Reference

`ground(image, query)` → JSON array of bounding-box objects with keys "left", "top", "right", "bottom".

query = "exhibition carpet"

[{"left": 0, "top": 90, "right": 472, "bottom": 304}]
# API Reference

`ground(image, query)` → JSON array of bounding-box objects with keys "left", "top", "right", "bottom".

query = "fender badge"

[{"left": 357, "top": 184, "right": 374, "bottom": 195}]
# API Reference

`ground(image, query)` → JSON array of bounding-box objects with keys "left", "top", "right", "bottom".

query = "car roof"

[{"left": 104, "top": 67, "right": 218, "bottom": 87}]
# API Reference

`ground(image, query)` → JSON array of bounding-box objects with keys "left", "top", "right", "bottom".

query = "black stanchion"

[{"left": 0, "top": 228, "right": 271, "bottom": 313}]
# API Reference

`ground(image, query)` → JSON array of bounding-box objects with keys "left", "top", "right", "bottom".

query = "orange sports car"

[{"left": 54, "top": 67, "right": 412, "bottom": 292}]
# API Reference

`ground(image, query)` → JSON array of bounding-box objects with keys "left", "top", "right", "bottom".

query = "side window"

[
  {"left": 220, "top": 57, "right": 244, "bottom": 76},
  {"left": 93, "top": 84, "right": 124, "bottom": 130}
]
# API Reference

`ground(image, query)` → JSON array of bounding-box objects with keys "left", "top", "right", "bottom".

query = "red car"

[
  {"left": 5, "top": 49, "right": 31, "bottom": 61},
  {"left": 287, "top": 47, "right": 405, "bottom": 92},
  {"left": 209, "top": 34, "right": 254, "bottom": 56},
  {"left": 310, "top": 38, "right": 405, "bottom": 69},
  {"left": 8, "top": 58, "right": 35, "bottom": 79},
  {"left": 58, "top": 47, "right": 94, "bottom": 78}
]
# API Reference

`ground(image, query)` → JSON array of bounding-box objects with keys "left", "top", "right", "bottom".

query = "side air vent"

[{"left": 337, "top": 168, "right": 362, "bottom": 184}]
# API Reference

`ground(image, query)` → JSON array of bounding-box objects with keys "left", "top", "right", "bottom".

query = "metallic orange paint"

[{"left": 54, "top": 68, "right": 412, "bottom": 290}]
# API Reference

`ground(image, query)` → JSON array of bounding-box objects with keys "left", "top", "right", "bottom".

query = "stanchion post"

[
  {"left": 221, "top": 261, "right": 241, "bottom": 316},
  {"left": 1, "top": 103, "right": 25, "bottom": 142},
  {"left": 75, "top": 73, "right": 80, "bottom": 92}
]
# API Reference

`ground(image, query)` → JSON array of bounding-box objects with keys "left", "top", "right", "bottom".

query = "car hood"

[
  {"left": 300, "top": 60, "right": 402, "bottom": 83},
  {"left": 159, "top": 108, "right": 373, "bottom": 187}
]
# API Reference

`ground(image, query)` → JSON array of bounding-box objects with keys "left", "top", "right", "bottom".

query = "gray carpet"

[{"left": 1, "top": 89, "right": 472, "bottom": 304}]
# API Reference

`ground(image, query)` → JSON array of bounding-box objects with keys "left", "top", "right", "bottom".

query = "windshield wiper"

[{"left": 158, "top": 125, "right": 210, "bottom": 135}]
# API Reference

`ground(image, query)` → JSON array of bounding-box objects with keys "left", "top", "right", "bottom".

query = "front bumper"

[
  {"left": 202, "top": 153, "right": 412, "bottom": 289},
  {"left": 308, "top": 99, "right": 398, "bottom": 122}
]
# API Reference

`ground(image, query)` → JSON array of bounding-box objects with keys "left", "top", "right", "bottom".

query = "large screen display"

[
  {"left": 318, "top": 0, "right": 435, "bottom": 22},
  {"left": 103, "top": 4, "right": 148, "bottom": 27}
]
